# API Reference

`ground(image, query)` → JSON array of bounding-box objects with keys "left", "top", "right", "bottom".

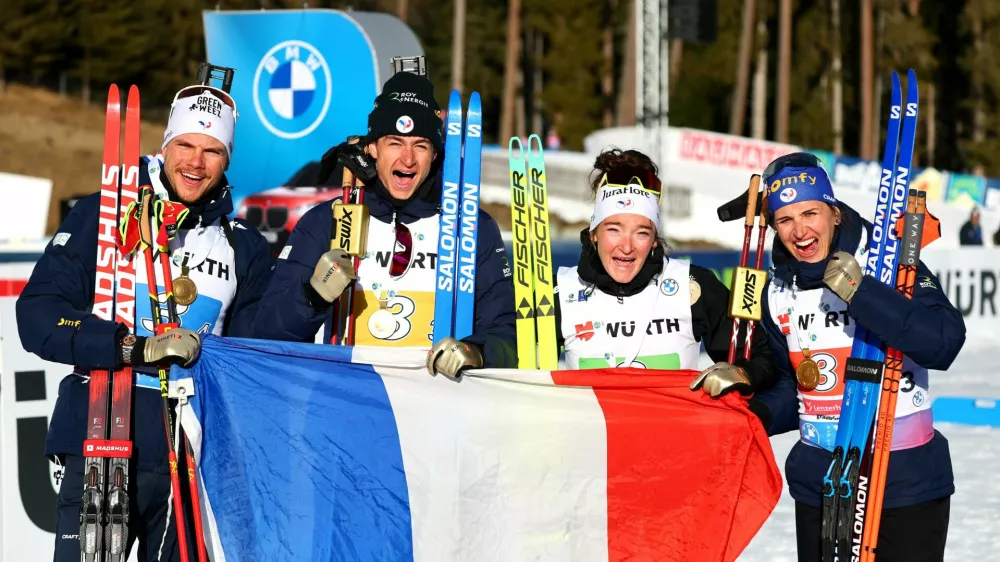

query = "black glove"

[{"left": 317, "top": 135, "right": 377, "bottom": 186}]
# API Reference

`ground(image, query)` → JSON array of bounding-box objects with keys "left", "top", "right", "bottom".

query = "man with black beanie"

[{"left": 253, "top": 71, "right": 517, "bottom": 376}]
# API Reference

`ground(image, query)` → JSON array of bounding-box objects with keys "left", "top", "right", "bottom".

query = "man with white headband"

[
  {"left": 17, "top": 80, "right": 273, "bottom": 560},
  {"left": 554, "top": 148, "right": 777, "bottom": 400}
]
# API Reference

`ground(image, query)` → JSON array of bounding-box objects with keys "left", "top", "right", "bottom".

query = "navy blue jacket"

[
  {"left": 17, "top": 163, "right": 273, "bottom": 473},
  {"left": 252, "top": 179, "right": 518, "bottom": 368},
  {"left": 754, "top": 202, "right": 965, "bottom": 509}
]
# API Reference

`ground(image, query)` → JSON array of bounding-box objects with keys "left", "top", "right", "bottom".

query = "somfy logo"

[{"left": 254, "top": 40, "right": 332, "bottom": 139}]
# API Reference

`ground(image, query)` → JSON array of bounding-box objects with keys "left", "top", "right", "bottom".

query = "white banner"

[
  {"left": 920, "top": 247, "right": 1000, "bottom": 338},
  {"left": 0, "top": 173, "right": 51, "bottom": 241},
  {"left": 0, "top": 297, "right": 138, "bottom": 562}
]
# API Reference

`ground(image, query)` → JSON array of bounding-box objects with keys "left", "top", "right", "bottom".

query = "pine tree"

[
  {"left": 72, "top": 0, "right": 151, "bottom": 103},
  {"left": 0, "top": 0, "right": 71, "bottom": 90},
  {"left": 959, "top": 0, "right": 1000, "bottom": 175}
]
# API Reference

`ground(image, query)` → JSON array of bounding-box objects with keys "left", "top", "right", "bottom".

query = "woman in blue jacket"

[{"left": 750, "top": 153, "right": 966, "bottom": 562}]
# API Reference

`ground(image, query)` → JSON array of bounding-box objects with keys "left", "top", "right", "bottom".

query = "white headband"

[
  {"left": 589, "top": 183, "right": 661, "bottom": 231},
  {"left": 162, "top": 88, "right": 237, "bottom": 160}
]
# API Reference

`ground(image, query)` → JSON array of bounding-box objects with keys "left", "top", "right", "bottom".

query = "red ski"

[{"left": 80, "top": 84, "right": 140, "bottom": 562}]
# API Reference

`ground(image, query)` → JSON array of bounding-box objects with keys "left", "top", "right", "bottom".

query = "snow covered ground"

[{"left": 735, "top": 337, "right": 1000, "bottom": 561}]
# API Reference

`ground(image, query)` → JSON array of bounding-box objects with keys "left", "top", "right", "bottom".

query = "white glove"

[
  {"left": 129, "top": 328, "right": 201, "bottom": 367},
  {"left": 426, "top": 337, "right": 484, "bottom": 379},
  {"left": 690, "top": 362, "right": 752, "bottom": 398},
  {"left": 824, "top": 250, "right": 864, "bottom": 304},
  {"left": 310, "top": 250, "right": 356, "bottom": 303}
]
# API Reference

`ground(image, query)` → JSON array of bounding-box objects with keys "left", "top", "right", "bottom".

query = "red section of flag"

[{"left": 551, "top": 368, "right": 782, "bottom": 562}]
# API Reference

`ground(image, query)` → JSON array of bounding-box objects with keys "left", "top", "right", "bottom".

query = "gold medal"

[
  {"left": 689, "top": 278, "right": 702, "bottom": 305},
  {"left": 796, "top": 348, "right": 821, "bottom": 390},
  {"left": 367, "top": 289, "right": 397, "bottom": 339},
  {"left": 173, "top": 265, "right": 198, "bottom": 307}
]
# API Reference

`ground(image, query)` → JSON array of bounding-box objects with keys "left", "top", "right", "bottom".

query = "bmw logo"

[
  {"left": 253, "top": 40, "right": 332, "bottom": 140},
  {"left": 780, "top": 187, "right": 797, "bottom": 203},
  {"left": 660, "top": 278, "right": 679, "bottom": 296},
  {"left": 913, "top": 391, "right": 925, "bottom": 407}
]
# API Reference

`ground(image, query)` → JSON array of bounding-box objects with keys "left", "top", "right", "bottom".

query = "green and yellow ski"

[
  {"left": 525, "top": 134, "right": 558, "bottom": 369},
  {"left": 508, "top": 135, "right": 558, "bottom": 370},
  {"left": 509, "top": 138, "right": 537, "bottom": 368}
]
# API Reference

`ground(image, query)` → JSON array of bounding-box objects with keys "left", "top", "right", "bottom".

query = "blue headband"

[{"left": 765, "top": 166, "right": 837, "bottom": 213}]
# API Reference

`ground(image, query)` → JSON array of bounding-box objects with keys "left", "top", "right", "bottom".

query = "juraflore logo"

[
  {"left": 601, "top": 185, "right": 653, "bottom": 200},
  {"left": 254, "top": 40, "right": 332, "bottom": 139}
]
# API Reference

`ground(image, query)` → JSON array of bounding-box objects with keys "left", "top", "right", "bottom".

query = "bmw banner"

[{"left": 203, "top": 9, "right": 424, "bottom": 205}]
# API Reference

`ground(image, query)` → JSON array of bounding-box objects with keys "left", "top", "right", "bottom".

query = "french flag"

[{"left": 174, "top": 337, "right": 781, "bottom": 562}]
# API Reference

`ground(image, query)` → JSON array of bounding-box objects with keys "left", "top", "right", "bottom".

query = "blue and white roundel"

[
  {"left": 660, "top": 278, "right": 679, "bottom": 296},
  {"left": 253, "top": 40, "right": 332, "bottom": 140}
]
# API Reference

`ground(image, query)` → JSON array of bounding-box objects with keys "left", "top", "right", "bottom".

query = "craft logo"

[
  {"left": 254, "top": 40, "right": 332, "bottom": 139},
  {"left": 660, "top": 278, "right": 679, "bottom": 296},
  {"left": 780, "top": 187, "right": 797, "bottom": 203},
  {"left": 396, "top": 115, "right": 414, "bottom": 134}
]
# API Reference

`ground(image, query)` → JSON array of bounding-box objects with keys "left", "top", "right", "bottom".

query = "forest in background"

[{"left": 4, "top": 0, "right": 1000, "bottom": 176}]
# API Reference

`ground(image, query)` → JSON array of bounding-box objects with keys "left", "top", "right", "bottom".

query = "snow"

[{"left": 732, "top": 338, "right": 1000, "bottom": 561}]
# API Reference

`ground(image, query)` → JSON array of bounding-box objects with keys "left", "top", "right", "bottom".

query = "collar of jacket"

[
  {"left": 770, "top": 201, "right": 870, "bottom": 290},
  {"left": 158, "top": 168, "right": 234, "bottom": 228},
  {"left": 576, "top": 227, "right": 665, "bottom": 298}
]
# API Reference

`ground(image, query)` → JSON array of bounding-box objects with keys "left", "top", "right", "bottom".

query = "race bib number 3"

[
  {"left": 790, "top": 346, "right": 852, "bottom": 419},
  {"left": 352, "top": 290, "right": 434, "bottom": 347}
]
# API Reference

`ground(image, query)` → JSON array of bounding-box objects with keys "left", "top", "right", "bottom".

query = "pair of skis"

[
  {"left": 508, "top": 135, "right": 557, "bottom": 369},
  {"left": 433, "top": 90, "right": 483, "bottom": 343},
  {"left": 83, "top": 85, "right": 207, "bottom": 562},
  {"left": 821, "top": 69, "right": 937, "bottom": 561}
]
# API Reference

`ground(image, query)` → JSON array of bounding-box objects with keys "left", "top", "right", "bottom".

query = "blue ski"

[
  {"left": 454, "top": 93, "right": 482, "bottom": 339},
  {"left": 821, "top": 69, "right": 920, "bottom": 561},
  {"left": 433, "top": 90, "right": 464, "bottom": 344}
]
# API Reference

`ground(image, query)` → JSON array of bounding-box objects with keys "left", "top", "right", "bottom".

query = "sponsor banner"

[
  {"left": 0, "top": 298, "right": 141, "bottom": 561},
  {"left": 0, "top": 173, "right": 51, "bottom": 241},
  {"left": 677, "top": 129, "right": 799, "bottom": 172},
  {"left": 983, "top": 181, "right": 1000, "bottom": 211},
  {"left": 945, "top": 173, "right": 987, "bottom": 208},
  {"left": 202, "top": 9, "right": 422, "bottom": 207},
  {"left": 922, "top": 247, "right": 999, "bottom": 334}
]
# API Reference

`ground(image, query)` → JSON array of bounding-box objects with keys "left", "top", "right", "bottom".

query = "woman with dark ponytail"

[{"left": 554, "top": 147, "right": 777, "bottom": 399}]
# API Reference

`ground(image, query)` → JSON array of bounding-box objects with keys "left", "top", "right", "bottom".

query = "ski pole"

[
  {"left": 136, "top": 187, "right": 191, "bottom": 562},
  {"left": 742, "top": 192, "right": 769, "bottom": 360},
  {"left": 726, "top": 175, "right": 766, "bottom": 364}
]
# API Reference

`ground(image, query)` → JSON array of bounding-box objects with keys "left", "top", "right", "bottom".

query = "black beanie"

[{"left": 367, "top": 72, "right": 444, "bottom": 151}]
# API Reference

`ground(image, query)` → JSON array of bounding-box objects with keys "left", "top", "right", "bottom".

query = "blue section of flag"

[{"left": 175, "top": 337, "right": 413, "bottom": 562}]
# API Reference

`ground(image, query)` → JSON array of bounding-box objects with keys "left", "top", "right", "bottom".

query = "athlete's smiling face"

[
  {"left": 773, "top": 201, "right": 841, "bottom": 263},
  {"left": 163, "top": 133, "right": 228, "bottom": 204},
  {"left": 369, "top": 135, "right": 436, "bottom": 200},
  {"left": 591, "top": 214, "right": 658, "bottom": 284}
]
